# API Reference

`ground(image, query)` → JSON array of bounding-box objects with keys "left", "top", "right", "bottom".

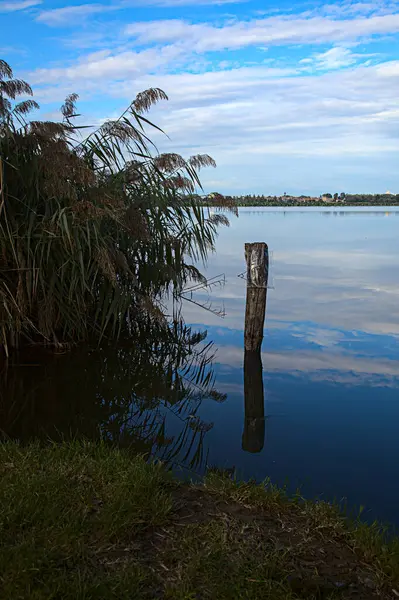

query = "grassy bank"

[{"left": 1, "top": 442, "right": 398, "bottom": 599}]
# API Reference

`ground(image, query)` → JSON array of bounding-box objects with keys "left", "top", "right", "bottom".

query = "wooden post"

[
  {"left": 242, "top": 350, "right": 265, "bottom": 453},
  {"left": 244, "top": 243, "right": 268, "bottom": 352},
  {"left": 242, "top": 242, "right": 268, "bottom": 453}
]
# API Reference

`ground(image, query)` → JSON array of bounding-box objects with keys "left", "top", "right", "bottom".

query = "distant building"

[{"left": 321, "top": 195, "right": 342, "bottom": 203}]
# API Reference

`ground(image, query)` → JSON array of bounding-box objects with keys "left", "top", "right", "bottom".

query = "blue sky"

[{"left": 1, "top": 0, "right": 399, "bottom": 194}]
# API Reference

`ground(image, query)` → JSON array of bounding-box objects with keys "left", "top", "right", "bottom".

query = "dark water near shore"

[{"left": 2, "top": 207, "right": 399, "bottom": 527}]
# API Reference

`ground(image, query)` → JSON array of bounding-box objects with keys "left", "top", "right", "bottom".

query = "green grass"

[{"left": 1, "top": 442, "right": 398, "bottom": 599}]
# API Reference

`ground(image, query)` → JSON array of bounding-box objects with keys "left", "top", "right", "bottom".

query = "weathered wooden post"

[
  {"left": 242, "top": 242, "right": 268, "bottom": 453},
  {"left": 244, "top": 243, "right": 268, "bottom": 352}
]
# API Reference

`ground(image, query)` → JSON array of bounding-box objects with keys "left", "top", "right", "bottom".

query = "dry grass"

[{"left": 0, "top": 441, "right": 398, "bottom": 599}]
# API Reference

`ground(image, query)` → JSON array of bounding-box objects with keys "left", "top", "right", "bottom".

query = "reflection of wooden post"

[
  {"left": 244, "top": 243, "right": 268, "bottom": 352},
  {"left": 242, "top": 350, "right": 265, "bottom": 453},
  {"left": 242, "top": 242, "right": 268, "bottom": 453}
]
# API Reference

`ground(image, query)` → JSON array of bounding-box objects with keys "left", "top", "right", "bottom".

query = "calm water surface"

[{"left": 2, "top": 208, "right": 399, "bottom": 527}]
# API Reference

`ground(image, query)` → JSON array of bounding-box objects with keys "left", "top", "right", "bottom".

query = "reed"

[{"left": 0, "top": 59, "right": 232, "bottom": 353}]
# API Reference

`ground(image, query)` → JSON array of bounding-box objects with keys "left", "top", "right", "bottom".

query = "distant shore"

[
  {"left": 234, "top": 201, "right": 399, "bottom": 207},
  {"left": 202, "top": 193, "right": 399, "bottom": 208}
]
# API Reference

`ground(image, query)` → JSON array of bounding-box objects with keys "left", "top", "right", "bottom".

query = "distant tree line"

[
  {"left": 337, "top": 193, "right": 399, "bottom": 204},
  {"left": 224, "top": 193, "right": 399, "bottom": 206}
]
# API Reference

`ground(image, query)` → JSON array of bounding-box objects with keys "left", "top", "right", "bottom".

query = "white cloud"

[
  {"left": 376, "top": 59, "right": 399, "bottom": 76},
  {"left": 16, "top": 1, "right": 399, "bottom": 193},
  {"left": 118, "top": 61, "right": 399, "bottom": 156},
  {"left": 36, "top": 3, "right": 116, "bottom": 26},
  {"left": 125, "top": 19, "right": 198, "bottom": 44},
  {"left": 28, "top": 55, "right": 399, "bottom": 182},
  {"left": 0, "top": 0, "right": 41, "bottom": 11},
  {"left": 36, "top": 0, "right": 247, "bottom": 27},
  {"left": 29, "top": 46, "right": 184, "bottom": 84},
  {"left": 132, "top": 0, "right": 246, "bottom": 4},
  {"left": 300, "top": 47, "right": 358, "bottom": 70},
  {"left": 320, "top": 2, "right": 385, "bottom": 16},
  {"left": 124, "top": 12, "right": 399, "bottom": 51}
]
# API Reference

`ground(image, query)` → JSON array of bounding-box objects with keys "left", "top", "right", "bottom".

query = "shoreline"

[
  {"left": 206, "top": 202, "right": 399, "bottom": 208},
  {"left": 234, "top": 204, "right": 399, "bottom": 208},
  {"left": 1, "top": 441, "right": 398, "bottom": 599}
]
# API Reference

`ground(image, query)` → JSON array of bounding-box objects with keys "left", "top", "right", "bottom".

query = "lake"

[{"left": 1, "top": 207, "right": 399, "bottom": 528}]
